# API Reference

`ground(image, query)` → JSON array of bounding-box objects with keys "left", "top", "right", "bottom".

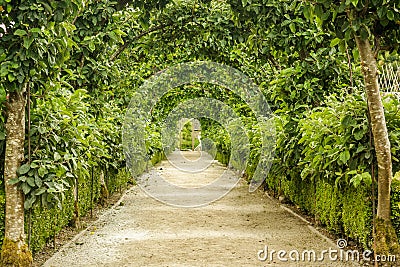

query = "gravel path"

[{"left": 43, "top": 151, "right": 359, "bottom": 267}]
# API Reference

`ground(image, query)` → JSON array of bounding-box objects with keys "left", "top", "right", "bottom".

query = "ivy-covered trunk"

[
  {"left": 0, "top": 90, "right": 32, "bottom": 266},
  {"left": 355, "top": 36, "right": 399, "bottom": 255}
]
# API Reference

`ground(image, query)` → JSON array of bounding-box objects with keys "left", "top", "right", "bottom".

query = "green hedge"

[
  {"left": 0, "top": 167, "right": 132, "bottom": 253},
  {"left": 266, "top": 174, "right": 375, "bottom": 248},
  {"left": 391, "top": 179, "right": 400, "bottom": 239},
  {"left": 208, "top": 93, "right": 400, "bottom": 249},
  {"left": 265, "top": 94, "right": 400, "bottom": 249}
]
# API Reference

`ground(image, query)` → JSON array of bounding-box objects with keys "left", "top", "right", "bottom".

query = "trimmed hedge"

[{"left": 0, "top": 167, "right": 131, "bottom": 252}]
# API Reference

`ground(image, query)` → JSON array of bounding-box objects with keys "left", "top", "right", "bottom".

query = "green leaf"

[
  {"left": 29, "top": 28, "right": 41, "bottom": 34},
  {"left": 314, "top": 5, "right": 323, "bottom": 19},
  {"left": 289, "top": 23, "right": 296, "bottom": 33},
  {"left": 339, "top": 150, "right": 350, "bottom": 164},
  {"left": 30, "top": 162, "right": 38, "bottom": 169},
  {"left": 7, "top": 73, "right": 15, "bottom": 82},
  {"left": 361, "top": 172, "right": 372, "bottom": 186},
  {"left": 377, "top": 6, "right": 387, "bottom": 19},
  {"left": 34, "top": 188, "right": 46, "bottom": 195},
  {"left": 341, "top": 115, "right": 355, "bottom": 127},
  {"left": 35, "top": 176, "right": 43, "bottom": 188},
  {"left": 350, "top": 174, "right": 362, "bottom": 187},
  {"left": 354, "top": 130, "right": 364, "bottom": 141},
  {"left": 387, "top": 10, "right": 394, "bottom": 21},
  {"left": 26, "top": 177, "right": 35, "bottom": 187},
  {"left": 330, "top": 38, "right": 341, "bottom": 47},
  {"left": 38, "top": 166, "right": 47, "bottom": 178},
  {"left": 23, "top": 37, "right": 34, "bottom": 49},
  {"left": 18, "top": 164, "right": 30, "bottom": 175},
  {"left": 21, "top": 183, "right": 31, "bottom": 195},
  {"left": 14, "top": 29, "right": 27, "bottom": 36},
  {"left": 54, "top": 152, "right": 61, "bottom": 161},
  {"left": 24, "top": 195, "right": 36, "bottom": 210},
  {"left": 88, "top": 42, "right": 95, "bottom": 52},
  {"left": 8, "top": 178, "right": 20, "bottom": 185}
]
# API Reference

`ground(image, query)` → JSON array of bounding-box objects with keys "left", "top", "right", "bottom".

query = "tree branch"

[{"left": 110, "top": 22, "right": 174, "bottom": 61}]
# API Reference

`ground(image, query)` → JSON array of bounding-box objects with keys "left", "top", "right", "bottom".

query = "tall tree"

[
  {"left": 306, "top": 0, "right": 400, "bottom": 255},
  {"left": 0, "top": 0, "right": 172, "bottom": 264},
  {"left": 0, "top": 0, "right": 80, "bottom": 264}
]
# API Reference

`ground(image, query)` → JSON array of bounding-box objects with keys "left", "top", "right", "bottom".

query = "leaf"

[
  {"left": 24, "top": 195, "right": 36, "bottom": 210},
  {"left": 54, "top": 152, "right": 61, "bottom": 161},
  {"left": 38, "top": 166, "right": 47, "bottom": 178},
  {"left": 387, "top": 10, "right": 394, "bottom": 21},
  {"left": 341, "top": 115, "right": 355, "bottom": 127},
  {"left": 34, "top": 187, "right": 46, "bottom": 195},
  {"left": 330, "top": 38, "right": 341, "bottom": 47},
  {"left": 21, "top": 183, "right": 31, "bottom": 195},
  {"left": 14, "top": 29, "right": 27, "bottom": 36},
  {"left": 23, "top": 37, "right": 34, "bottom": 49},
  {"left": 377, "top": 6, "right": 387, "bottom": 19},
  {"left": 30, "top": 162, "right": 39, "bottom": 168},
  {"left": 8, "top": 178, "right": 20, "bottom": 185},
  {"left": 18, "top": 164, "right": 30, "bottom": 175},
  {"left": 35, "top": 176, "right": 43, "bottom": 188},
  {"left": 289, "top": 23, "right": 296, "bottom": 33},
  {"left": 361, "top": 172, "right": 372, "bottom": 186},
  {"left": 88, "top": 42, "right": 95, "bottom": 52},
  {"left": 354, "top": 130, "right": 364, "bottom": 141},
  {"left": 339, "top": 150, "right": 350, "bottom": 164},
  {"left": 303, "top": 5, "right": 311, "bottom": 20},
  {"left": 350, "top": 174, "right": 362, "bottom": 187},
  {"left": 26, "top": 177, "right": 35, "bottom": 187},
  {"left": 30, "top": 28, "right": 41, "bottom": 34},
  {"left": 314, "top": 5, "right": 323, "bottom": 19}
]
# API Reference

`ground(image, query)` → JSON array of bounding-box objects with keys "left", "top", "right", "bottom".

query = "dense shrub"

[
  {"left": 211, "top": 92, "right": 400, "bottom": 249},
  {"left": 268, "top": 94, "right": 400, "bottom": 248},
  {"left": 0, "top": 87, "right": 156, "bottom": 252}
]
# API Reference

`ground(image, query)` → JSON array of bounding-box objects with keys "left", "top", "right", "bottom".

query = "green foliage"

[
  {"left": 200, "top": 118, "right": 231, "bottom": 165},
  {"left": 298, "top": 94, "right": 372, "bottom": 187},
  {"left": 307, "top": 0, "right": 400, "bottom": 51},
  {"left": 0, "top": 0, "right": 399, "bottom": 256},
  {"left": 391, "top": 175, "right": 400, "bottom": 239},
  {"left": 265, "top": 94, "right": 400, "bottom": 248},
  {"left": 179, "top": 121, "right": 200, "bottom": 150},
  {"left": 341, "top": 185, "right": 373, "bottom": 248}
]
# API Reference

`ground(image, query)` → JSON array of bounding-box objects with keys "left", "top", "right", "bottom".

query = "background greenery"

[{"left": 0, "top": 0, "right": 399, "bottom": 255}]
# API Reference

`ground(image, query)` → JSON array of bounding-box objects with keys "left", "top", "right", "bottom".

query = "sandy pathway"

[{"left": 43, "top": 151, "right": 358, "bottom": 267}]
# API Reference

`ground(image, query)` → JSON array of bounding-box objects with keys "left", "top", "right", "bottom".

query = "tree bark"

[
  {"left": 355, "top": 36, "right": 399, "bottom": 255},
  {"left": 1, "top": 90, "right": 32, "bottom": 266}
]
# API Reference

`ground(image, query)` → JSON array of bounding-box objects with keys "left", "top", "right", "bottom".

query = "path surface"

[{"left": 44, "top": 151, "right": 358, "bottom": 267}]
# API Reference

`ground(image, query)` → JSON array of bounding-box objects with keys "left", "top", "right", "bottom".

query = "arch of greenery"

[{"left": 0, "top": 0, "right": 399, "bottom": 265}]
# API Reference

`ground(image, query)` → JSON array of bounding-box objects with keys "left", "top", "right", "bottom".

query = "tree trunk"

[
  {"left": 72, "top": 176, "right": 80, "bottom": 229},
  {"left": 355, "top": 36, "right": 399, "bottom": 255},
  {"left": 1, "top": 90, "right": 32, "bottom": 266},
  {"left": 99, "top": 170, "right": 109, "bottom": 206}
]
